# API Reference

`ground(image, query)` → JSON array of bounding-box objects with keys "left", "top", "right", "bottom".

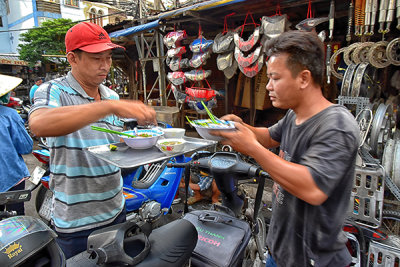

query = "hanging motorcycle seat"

[
  {"left": 217, "top": 52, "right": 234, "bottom": 71},
  {"left": 213, "top": 31, "right": 235, "bottom": 54},
  {"left": 185, "top": 87, "right": 216, "bottom": 100},
  {"left": 261, "top": 14, "right": 289, "bottom": 39},
  {"left": 190, "top": 36, "right": 214, "bottom": 53},
  {"left": 295, "top": 17, "right": 329, "bottom": 32},
  {"left": 235, "top": 46, "right": 262, "bottom": 68},
  {"left": 167, "top": 72, "right": 186, "bottom": 86},
  {"left": 167, "top": 46, "right": 186, "bottom": 58},
  {"left": 189, "top": 50, "right": 211, "bottom": 68},
  {"left": 171, "top": 85, "right": 189, "bottom": 104},
  {"left": 238, "top": 54, "right": 264, "bottom": 78},
  {"left": 188, "top": 98, "right": 217, "bottom": 114},
  {"left": 163, "top": 30, "right": 187, "bottom": 49},
  {"left": 233, "top": 11, "right": 260, "bottom": 52},
  {"left": 184, "top": 69, "right": 212, "bottom": 82},
  {"left": 234, "top": 27, "right": 260, "bottom": 52},
  {"left": 185, "top": 79, "right": 216, "bottom": 101},
  {"left": 224, "top": 60, "right": 238, "bottom": 79},
  {"left": 168, "top": 57, "right": 190, "bottom": 71}
]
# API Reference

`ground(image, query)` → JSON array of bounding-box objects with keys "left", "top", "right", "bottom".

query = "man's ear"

[
  {"left": 299, "top": 69, "right": 312, "bottom": 89},
  {"left": 66, "top": 52, "right": 77, "bottom": 66}
]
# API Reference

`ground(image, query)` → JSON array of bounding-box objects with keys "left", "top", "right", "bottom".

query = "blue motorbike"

[{"left": 32, "top": 122, "right": 190, "bottom": 225}]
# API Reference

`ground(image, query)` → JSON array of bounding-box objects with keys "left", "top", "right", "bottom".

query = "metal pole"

[
  {"left": 156, "top": 31, "right": 167, "bottom": 106},
  {"left": 138, "top": 0, "right": 148, "bottom": 103},
  {"left": 224, "top": 76, "right": 229, "bottom": 114}
]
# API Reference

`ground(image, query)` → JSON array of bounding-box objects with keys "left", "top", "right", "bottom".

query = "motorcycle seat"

[{"left": 66, "top": 219, "right": 197, "bottom": 267}]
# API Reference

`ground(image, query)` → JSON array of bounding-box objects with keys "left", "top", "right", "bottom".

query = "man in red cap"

[{"left": 29, "top": 22, "right": 156, "bottom": 259}]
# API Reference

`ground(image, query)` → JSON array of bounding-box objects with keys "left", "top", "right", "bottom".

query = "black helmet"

[{"left": 0, "top": 216, "right": 65, "bottom": 267}]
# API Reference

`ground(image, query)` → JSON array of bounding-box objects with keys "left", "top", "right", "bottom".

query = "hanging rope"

[
  {"left": 223, "top": 12, "right": 235, "bottom": 34},
  {"left": 307, "top": 0, "right": 313, "bottom": 18},
  {"left": 275, "top": 0, "right": 282, "bottom": 16},
  {"left": 239, "top": 11, "right": 259, "bottom": 37}
]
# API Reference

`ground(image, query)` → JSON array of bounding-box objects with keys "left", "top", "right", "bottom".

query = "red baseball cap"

[{"left": 65, "top": 22, "right": 125, "bottom": 53}]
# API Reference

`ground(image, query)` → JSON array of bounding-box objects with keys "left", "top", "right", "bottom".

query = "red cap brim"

[{"left": 79, "top": 42, "right": 125, "bottom": 53}]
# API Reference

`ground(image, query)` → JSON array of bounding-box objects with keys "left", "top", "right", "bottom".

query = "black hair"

[
  {"left": 71, "top": 48, "right": 83, "bottom": 58},
  {"left": 263, "top": 31, "right": 325, "bottom": 87}
]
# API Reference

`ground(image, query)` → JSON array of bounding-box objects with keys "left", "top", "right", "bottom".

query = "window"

[
  {"left": 0, "top": 17, "right": 3, "bottom": 28},
  {"left": 89, "top": 8, "right": 96, "bottom": 24},
  {"left": 88, "top": 8, "right": 104, "bottom": 26},
  {"left": 97, "top": 10, "right": 103, "bottom": 27},
  {"left": 64, "top": 0, "right": 78, "bottom": 7}
]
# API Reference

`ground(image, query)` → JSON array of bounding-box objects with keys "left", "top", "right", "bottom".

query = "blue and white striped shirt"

[{"left": 30, "top": 72, "right": 125, "bottom": 233}]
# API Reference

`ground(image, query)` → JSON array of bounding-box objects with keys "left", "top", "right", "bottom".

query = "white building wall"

[
  {"left": 0, "top": 1, "right": 12, "bottom": 53},
  {"left": 61, "top": 1, "right": 85, "bottom": 21},
  {"left": 3, "top": 1, "right": 115, "bottom": 55},
  {"left": 6, "top": 0, "right": 35, "bottom": 54}
]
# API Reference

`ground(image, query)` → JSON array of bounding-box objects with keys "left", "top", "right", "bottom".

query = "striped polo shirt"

[{"left": 29, "top": 72, "right": 125, "bottom": 233}]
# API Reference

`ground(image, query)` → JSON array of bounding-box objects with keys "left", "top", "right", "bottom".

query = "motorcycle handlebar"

[
  {"left": 166, "top": 162, "right": 188, "bottom": 168},
  {"left": 167, "top": 152, "right": 268, "bottom": 179}
]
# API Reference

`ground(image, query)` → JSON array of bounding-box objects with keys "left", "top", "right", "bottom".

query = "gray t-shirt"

[{"left": 267, "top": 105, "right": 360, "bottom": 267}]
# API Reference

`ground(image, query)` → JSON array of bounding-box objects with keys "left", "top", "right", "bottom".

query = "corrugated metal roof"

[
  {"left": 0, "top": 55, "right": 29, "bottom": 66},
  {"left": 109, "top": 0, "right": 245, "bottom": 38}
]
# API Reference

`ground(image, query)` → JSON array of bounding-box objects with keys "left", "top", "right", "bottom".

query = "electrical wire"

[{"left": 0, "top": 10, "right": 126, "bottom": 33}]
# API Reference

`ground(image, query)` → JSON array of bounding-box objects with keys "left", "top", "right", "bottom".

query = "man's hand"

[
  {"left": 110, "top": 100, "right": 157, "bottom": 125},
  {"left": 211, "top": 122, "right": 261, "bottom": 156},
  {"left": 220, "top": 114, "right": 243, "bottom": 123},
  {"left": 30, "top": 99, "right": 157, "bottom": 137}
]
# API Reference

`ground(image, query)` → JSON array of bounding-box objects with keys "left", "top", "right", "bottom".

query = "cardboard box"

[{"left": 235, "top": 66, "right": 272, "bottom": 110}]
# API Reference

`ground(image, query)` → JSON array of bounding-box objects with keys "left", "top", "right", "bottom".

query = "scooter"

[
  {"left": 168, "top": 150, "right": 268, "bottom": 267},
  {"left": 0, "top": 189, "right": 197, "bottom": 267},
  {"left": 32, "top": 123, "right": 190, "bottom": 225}
]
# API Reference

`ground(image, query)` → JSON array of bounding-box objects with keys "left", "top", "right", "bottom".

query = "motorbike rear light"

[{"left": 32, "top": 152, "right": 50, "bottom": 165}]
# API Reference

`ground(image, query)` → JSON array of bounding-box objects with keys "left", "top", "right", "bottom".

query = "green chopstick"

[
  {"left": 186, "top": 116, "right": 207, "bottom": 126},
  {"left": 201, "top": 101, "right": 218, "bottom": 124},
  {"left": 186, "top": 116, "right": 194, "bottom": 126},
  {"left": 91, "top": 126, "right": 136, "bottom": 138}
]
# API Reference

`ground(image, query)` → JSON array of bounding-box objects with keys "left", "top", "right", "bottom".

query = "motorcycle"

[
  {"left": 32, "top": 122, "right": 190, "bottom": 226},
  {"left": 6, "top": 96, "right": 23, "bottom": 109},
  {"left": 0, "top": 188, "right": 197, "bottom": 267},
  {"left": 168, "top": 150, "right": 268, "bottom": 267}
]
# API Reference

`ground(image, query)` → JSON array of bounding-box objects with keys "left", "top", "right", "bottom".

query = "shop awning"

[
  {"left": 109, "top": 0, "right": 245, "bottom": 38},
  {"left": 0, "top": 55, "right": 29, "bottom": 66},
  {"left": 109, "top": 19, "right": 161, "bottom": 38}
]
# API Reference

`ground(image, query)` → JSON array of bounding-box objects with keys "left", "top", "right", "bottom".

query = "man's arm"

[
  {"left": 219, "top": 114, "right": 280, "bottom": 149},
  {"left": 29, "top": 100, "right": 156, "bottom": 137},
  {"left": 249, "top": 142, "right": 328, "bottom": 206},
  {"left": 214, "top": 122, "right": 327, "bottom": 205}
]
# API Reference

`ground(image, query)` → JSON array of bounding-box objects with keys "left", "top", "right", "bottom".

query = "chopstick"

[
  {"left": 91, "top": 126, "right": 136, "bottom": 138},
  {"left": 201, "top": 101, "right": 218, "bottom": 124},
  {"left": 186, "top": 116, "right": 208, "bottom": 126}
]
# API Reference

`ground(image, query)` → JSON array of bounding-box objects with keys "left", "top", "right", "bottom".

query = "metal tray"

[{"left": 84, "top": 137, "right": 217, "bottom": 168}]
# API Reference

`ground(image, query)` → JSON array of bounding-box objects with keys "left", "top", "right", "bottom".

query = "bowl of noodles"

[
  {"left": 157, "top": 138, "right": 186, "bottom": 155},
  {"left": 189, "top": 119, "right": 236, "bottom": 141},
  {"left": 121, "top": 129, "right": 164, "bottom": 149}
]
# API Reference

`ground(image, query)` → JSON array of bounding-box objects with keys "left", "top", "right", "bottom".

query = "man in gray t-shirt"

[{"left": 213, "top": 31, "right": 360, "bottom": 267}]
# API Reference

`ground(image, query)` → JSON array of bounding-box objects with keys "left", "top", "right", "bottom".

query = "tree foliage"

[{"left": 18, "top": 18, "right": 75, "bottom": 67}]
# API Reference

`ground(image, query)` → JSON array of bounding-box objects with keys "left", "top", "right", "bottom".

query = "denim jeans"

[{"left": 55, "top": 208, "right": 126, "bottom": 259}]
